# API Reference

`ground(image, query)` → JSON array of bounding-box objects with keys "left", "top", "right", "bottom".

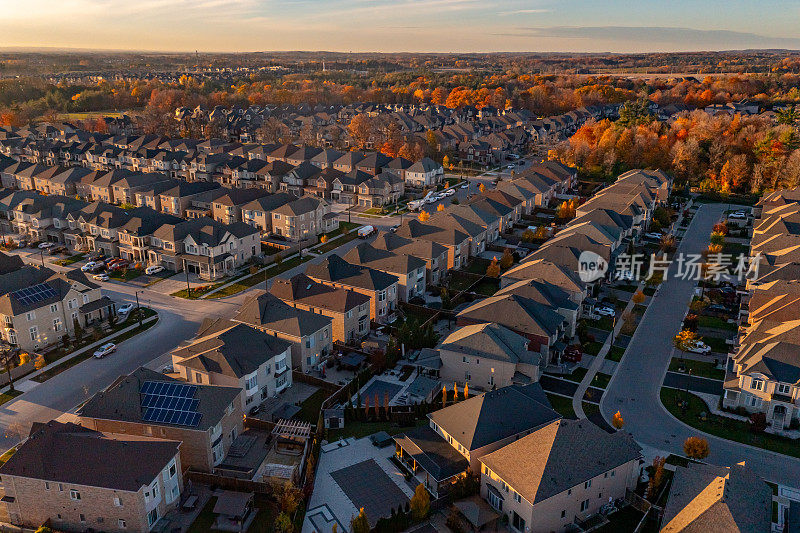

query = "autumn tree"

[
  {"left": 683, "top": 436, "right": 710, "bottom": 460},
  {"left": 647, "top": 456, "right": 666, "bottom": 498},
  {"left": 418, "top": 210, "right": 430, "bottom": 222},
  {"left": 499, "top": 248, "right": 514, "bottom": 270},
  {"left": 632, "top": 291, "right": 645, "bottom": 305},
  {"left": 410, "top": 484, "right": 431, "bottom": 520},
  {"left": 437, "top": 203, "right": 445, "bottom": 211},
  {"left": 486, "top": 257, "right": 501, "bottom": 278},
  {"left": 673, "top": 330, "right": 700, "bottom": 352},
  {"left": 348, "top": 114, "right": 376, "bottom": 150},
  {"left": 478, "top": 183, "right": 486, "bottom": 193},
  {"left": 612, "top": 411, "right": 625, "bottom": 429},
  {"left": 350, "top": 508, "right": 370, "bottom": 533}
]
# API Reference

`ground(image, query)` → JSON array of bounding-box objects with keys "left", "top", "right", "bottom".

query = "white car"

[
  {"left": 460, "top": 183, "right": 469, "bottom": 189},
  {"left": 117, "top": 303, "right": 134, "bottom": 314},
  {"left": 686, "top": 341, "right": 711, "bottom": 354},
  {"left": 506, "top": 164, "right": 515, "bottom": 169},
  {"left": 81, "top": 261, "right": 97, "bottom": 272},
  {"left": 643, "top": 232, "right": 664, "bottom": 240},
  {"left": 93, "top": 342, "right": 116, "bottom": 358},
  {"left": 38, "top": 242, "right": 54, "bottom": 249},
  {"left": 728, "top": 212, "right": 746, "bottom": 219},
  {"left": 145, "top": 265, "right": 164, "bottom": 275},
  {"left": 445, "top": 189, "right": 456, "bottom": 196},
  {"left": 93, "top": 273, "right": 109, "bottom": 281},
  {"left": 595, "top": 306, "right": 616, "bottom": 317}
]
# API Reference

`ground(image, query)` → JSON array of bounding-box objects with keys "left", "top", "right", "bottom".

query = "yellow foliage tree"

[
  {"left": 436, "top": 203, "right": 445, "bottom": 212},
  {"left": 673, "top": 329, "right": 700, "bottom": 352},
  {"left": 683, "top": 436, "right": 710, "bottom": 459},
  {"left": 612, "top": 411, "right": 625, "bottom": 429},
  {"left": 442, "top": 385, "right": 447, "bottom": 407},
  {"left": 18, "top": 352, "right": 30, "bottom": 366},
  {"left": 34, "top": 354, "right": 46, "bottom": 370},
  {"left": 632, "top": 291, "right": 646, "bottom": 304},
  {"left": 418, "top": 210, "right": 430, "bottom": 222},
  {"left": 486, "top": 257, "right": 501, "bottom": 278},
  {"left": 320, "top": 234, "right": 328, "bottom": 244},
  {"left": 478, "top": 183, "right": 486, "bottom": 193}
]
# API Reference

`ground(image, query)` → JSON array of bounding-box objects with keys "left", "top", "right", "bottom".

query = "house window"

[
  {"left": 751, "top": 378, "right": 764, "bottom": 391},
  {"left": 580, "top": 500, "right": 590, "bottom": 512},
  {"left": 26, "top": 311, "right": 35, "bottom": 321},
  {"left": 169, "top": 461, "right": 177, "bottom": 478},
  {"left": 118, "top": 519, "right": 127, "bottom": 529},
  {"left": 246, "top": 375, "right": 258, "bottom": 390},
  {"left": 584, "top": 480, "right": 592, "bottom": 489},
  {"left": 147, "top": 509, "right": 159, "bottom": 527},
  {"left": 79, "top": 514, "right": 85, "bottom": 522},
  {"left": 29, "top": 327, "right": 38, "bottom": 342},
  {"left": 462, "top": 356, "right": 469, "bottom": 364},
  {"left": 487, "top": 489, "right": 503, "bottom": 511},
  {"left": 114, "top": 496, "right": 122, "bottom": 507},
  {"left": 465, "top": 371, "right": 471, "bottom": 380},
  {"left": 513, "top": 491, "right": 521, "bottom": 503},
  {"left": 70, "top": 489, "right": 81, "bottom": 501},
  {"left": 50, "top": 304, "right": 58, "bottom": 313},
  {"left": 512, "top": 512, "right": 525, "bottom": 532},
  {"left": 53, "top": 318, "right": 62, "bottom": 332},
  {"left": 561, "top": 510, "right": 566, "bottom": 518},
  {"left": 195, "top": 372, "right": 203, "bottom": 384},
  {"left": 45, "top": 482, "right": 50, "bottom": 490},
  {"left": 777, "top": 383, "right": 792, "bottom": 395}
]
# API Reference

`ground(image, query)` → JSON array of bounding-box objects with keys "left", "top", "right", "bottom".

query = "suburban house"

[
  {"left": 660, "top": 462, "right": 772, "bottom": 533},
  {"left": 429, "top": 322, "right": 542, "bottom": 390},
  {"left": 77, "top": 367, "right": 244, "bottom": 472},
  {"left": 171, "top": 319, "right": 293, "bottom": 412},
  {"left": 240, "top": 192, "right": 295, "bottom": 234},
  {"left": 149, "top": 217, "right": 260, "bottom": 280},
  {"left": 394, "top": 383, "right": 561, "bottom": 498},
  {"left": 305, "top": 254, "right": 400, "bottom": 323},
  {"left": 270, "top": 195, "right": 337, "bottom": 242},
  {"left": 211, "top": 187, "right": 270, "bottom": 224},
  {"left": 404, "top": 157, "right": 443, "bottom": 187},
  {"left": 0, "top": 255, "right": 113, "bottom": 352},
  {"left": 343, "top": 242, "right": 427, "bottom": 301},
  {"left": 234, "top": 292, "right": 333, "bottom": 373},
  {"left": 456, "top": 294, "right": 567, "bottom": 365},
  {"left": 394, "top": 219, "right": 471, "bottom": 271},
  {"left": 269, "top": 273, "right": 371, "bottom": 344},
  {"left": 371, "top": 231, "right": 449, "bottom": 285},
  {"left": 479, "top": 419, "right": 642, "bottom": 533},
  {"left": 0, "top": 421, "right": 183, "bottom": 533}
]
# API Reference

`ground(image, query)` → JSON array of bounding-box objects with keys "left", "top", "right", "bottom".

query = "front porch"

[
  {"left": 180, "top": 253, "right": 236, "bottom": 281},
  {"left": 393, "top": 425, "right": 469, "bottom": 499}
]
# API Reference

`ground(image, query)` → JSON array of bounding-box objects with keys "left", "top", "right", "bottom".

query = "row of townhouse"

[
  {"left": 723, "top": 187, "right": 800, "bottom": 429},
  {"left": 0, "top": 187, "right": 261, "bottom": 281},
  {"left": 0, "top": 126, "right": 440, "bottom": 200}
]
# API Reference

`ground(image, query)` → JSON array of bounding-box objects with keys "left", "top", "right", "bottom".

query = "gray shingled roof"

[
  {"left": 480, "top": 419, "right": 642, "bottom": 505},
  {"left": 0, "top": 421, "right": 180, "bottom": 492},
  {"left": 429, "top": 383, "right": 560, "bottom": 450},
  {"left": 234, "top": 292, "right": 331, "bottom": 338}
]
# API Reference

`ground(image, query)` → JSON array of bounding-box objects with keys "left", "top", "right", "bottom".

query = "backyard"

[{"left": 187, "top": 495, "right": 277, "bottom": 533}]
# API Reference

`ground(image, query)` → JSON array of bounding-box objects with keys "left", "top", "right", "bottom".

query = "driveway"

[{"left": 600, "top": 203, "right": 800, "bottom": 487}]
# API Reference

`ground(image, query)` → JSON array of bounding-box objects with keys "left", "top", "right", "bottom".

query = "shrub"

[{"left": 683, "top": 436, "right": 709, "bottom": 459}]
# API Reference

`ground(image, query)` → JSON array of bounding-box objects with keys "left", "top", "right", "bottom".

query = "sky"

[{"left": 2, "top": 0, "right": 800, "bottom": 53}]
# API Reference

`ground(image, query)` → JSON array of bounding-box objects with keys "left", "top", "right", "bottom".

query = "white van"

[{"left": 358, "top": 225, "right": 375, "bottom": 238}]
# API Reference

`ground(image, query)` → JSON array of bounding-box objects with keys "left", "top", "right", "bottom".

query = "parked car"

[
  {"left": 88, "top": 251, "right": 105, "bottom": 261},
  {"left": 37, "top": 242, "right": 55, "bottom": 249},
  {"left": 358, "top": 225, "right": 375, "bottom": 238},
  {"left": 93, "top": 273, "right": 109, "bottom": 281},
  {"left": 48, "top": 246, "right": 67, "bottom": 255},
  {"left": 563, "top": 345, "right": 582, "bottom": 363},
  {"left": 460, "top": 182, "right": 469, "bottom": 189},
  {"left": 145, "top": 265, "right": 164, "bottom": 275},
  {"left": 595, "top": 306, "right": 616, "bottom": 317},
  {"left": 686, "top": 340, "right": 711, "bottom": 354},
  {"left": 90, "top": 263, "right": 107, "bottom": 273},
  {"left": 93, "top": 343, "right": 116, "bottom": 358},
  {"left": 81, "top": 262, "right": 97, "bottom": 272},
  {"left": 728, "top": 211, "right": 746, "bottom": 219},
  {"left": 389, "top": 224, "right": 399, "bottom": 233},
  {"left": 445, "top": 189, "right": 456, "bottom": 196},
  {"left": 643, "top": 232, "right": 664, "bottom": 241},
  {"left": 117, "top": 303, "right": 134, "bottom": 314}
]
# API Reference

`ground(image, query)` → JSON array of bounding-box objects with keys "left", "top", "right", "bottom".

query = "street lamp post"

[{"left": 134, "top": 291, "right": 143, "bottom": 328}]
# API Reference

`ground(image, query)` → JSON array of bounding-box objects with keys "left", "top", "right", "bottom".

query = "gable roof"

[
  {"left": 0, "top": 421, "right": 180, "bottom": 492},
  {"left": 234, "top": 292, "right": 331, "bottom": 338},
  {"left": 429, "top": 383, "right": 560, "bottom": 450},
  {"left": 479, "top": 419, "right": 641, "bottom": 505}
]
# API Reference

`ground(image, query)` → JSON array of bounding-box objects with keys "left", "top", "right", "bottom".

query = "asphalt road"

[{"left": 600, "top": 203, "right": 800, "bottom": 487}]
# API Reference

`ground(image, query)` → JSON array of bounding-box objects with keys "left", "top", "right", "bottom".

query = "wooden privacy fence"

[{"left": 185, "top": 470, "right": 273, "bottom": 496}]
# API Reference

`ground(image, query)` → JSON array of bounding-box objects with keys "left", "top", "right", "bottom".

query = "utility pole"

[{"left": 184, "top": 259, "right": 191, "bottom": 297}]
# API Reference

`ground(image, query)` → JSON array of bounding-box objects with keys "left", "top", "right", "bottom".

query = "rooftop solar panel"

[
  {"left": 139, "top": 380, "right": 203, "bottom": 428},
  {"left": 10, "top": 283, "right": 58, "bottom": 307}
]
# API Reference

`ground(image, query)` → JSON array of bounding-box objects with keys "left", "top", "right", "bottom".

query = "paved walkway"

[
  {"left": 600, "top": 202, "right": 800, "bottom": 487},
  {"left": 572, "top": 283, "right": 642, "bottom": 419}
]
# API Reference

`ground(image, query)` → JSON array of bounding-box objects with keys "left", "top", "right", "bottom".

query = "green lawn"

[
  {"left": 595, "top": 505, "right": 645, "bottom": 533},
  {"left": 661, "top": 388, "right": 800, "bottom": 458},
  {"left": 606, "top": 345, "right": 626, "bottom": 362},
  {"left": 668, "top": 358, "right": 725, "bottom": 380},
  {"left": 594, "top": 316, "right": 615, "bottom": 331},
  {"left": 562, "top": 367, "right": 589, "bottom": 383},
  {"left": 702, "top": 335, "right": 731, "bottom": 354},
  {"left": 0, "top": 390, "right": 22, "bottom": 406},
  {"left": 698, "top": 316, "right": 737, "bottom": 331},
  {"left": 297, "top": 388, "right": 331, "bottom": 424},
  {"left": 327, "top": 418, "right": 427, "bottom": 441},
  {"left": 545, "top": 394, "right": 576, "bottom": 419},
  {"left": 187, "top": 496, "right": 276, "bottom": 533},
  {"left": 582, "top": 402, "right": 600, "bottom": 417},
  {"left": 109, "top": 268, "right": 144, "bottom": 281},
  {"left": 55, "top": 253, "right": 86, "bottom": 266},
  {"left": 317, "top": 230, "right": 362, "bottom": 253},
  {"left": 205, "top": 255, "right": 312, "bottom": 299},
  {"left": 473, "top": 279, "right": 499, "bottom": 296},
  {"left": 592, "top": 372, "right": 612, "bottom": 389},
  {"left": 583, "top": 341, "right": 604, "bottom": 356}
]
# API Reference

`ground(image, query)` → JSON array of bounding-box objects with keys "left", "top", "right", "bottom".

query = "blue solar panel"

[
  {"left": 10, "top": 283, "right": 58, "bottom": 307},
  {"left": 140, "top": 381, "right": 202, "bottom": 428}
]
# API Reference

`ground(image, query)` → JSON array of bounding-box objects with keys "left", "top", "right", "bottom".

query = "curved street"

[{"left": 600, "top": 202, "right": 800, "bottom": 486}]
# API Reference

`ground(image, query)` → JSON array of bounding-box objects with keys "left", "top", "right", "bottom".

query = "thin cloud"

[{"left": 499, "top": 9, "right": 551, "bottom": 16}]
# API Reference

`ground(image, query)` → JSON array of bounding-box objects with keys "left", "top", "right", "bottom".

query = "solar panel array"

[
  {"left": 11, "top": 283, "right": 58, "bottom": 306},
  {"left": 139, "top": 381, "right": 202, "bottom": 427}
]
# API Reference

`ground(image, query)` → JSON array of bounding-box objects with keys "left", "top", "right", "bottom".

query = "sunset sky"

[{"left": 3, "top": 0, "right": 800, "bottom": 53}]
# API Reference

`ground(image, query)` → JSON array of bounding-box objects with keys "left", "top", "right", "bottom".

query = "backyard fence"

[{"left": 185, "top": 470, "right": 274, "bottom": 496}]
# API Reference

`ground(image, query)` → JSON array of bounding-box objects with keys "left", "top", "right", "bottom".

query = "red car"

[{"left": 563, "top": 345, "right": 583, "bottom": 363}]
